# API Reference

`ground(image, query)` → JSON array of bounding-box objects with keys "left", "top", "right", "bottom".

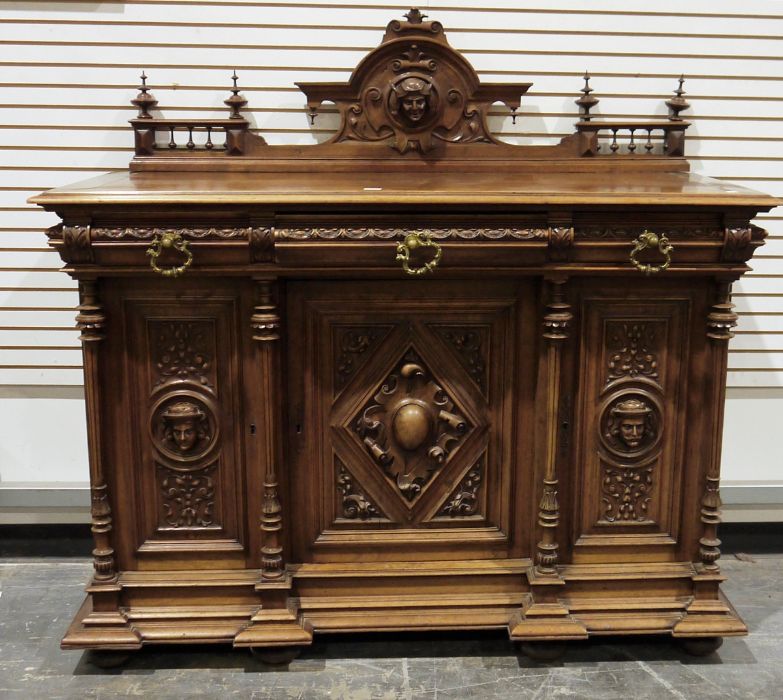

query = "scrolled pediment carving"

[{"left": 297, "top": 9, "right": 530, "bottom": 153}]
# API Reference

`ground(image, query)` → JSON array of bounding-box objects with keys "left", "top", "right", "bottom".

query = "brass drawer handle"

[
  {"left": 630, "top": 230, "right": 673, "bottom": 275},
  {"left": 146, "top": 231, "right": 193, "bottom": 277},
  {"left": 395, "top": 231, "right": 442, "bottom": 276}
]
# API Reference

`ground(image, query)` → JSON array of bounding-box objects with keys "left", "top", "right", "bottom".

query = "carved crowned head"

[
  {"left": 610, "top": 398, "right": 652, "bottom": 450},
  {"left": 161, "top": 401, "right": 206, "bottom": 453},
  {"left": 390, "top": 76, "right": 433, "bottom": 125}
]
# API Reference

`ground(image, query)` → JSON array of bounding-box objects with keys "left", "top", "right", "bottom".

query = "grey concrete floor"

[{"left": 0, "top": 556, "right": 781, "bottom": 699}]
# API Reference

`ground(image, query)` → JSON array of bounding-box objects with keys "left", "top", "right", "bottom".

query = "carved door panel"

[
  {"left": 104, "top": 280, "right": 251, "bottom": 568},
  {"left": 572, "top": 282, "right": 692, "bottom": 557},
  {"left": 287, "top": 280, "right": 532, "bottom": 562}
]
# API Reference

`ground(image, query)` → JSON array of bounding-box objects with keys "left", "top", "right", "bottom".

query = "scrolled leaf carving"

[
  {"left": 336, "top": 462, "right": 386, "bottom": 521},
  {"left": 600, "top": 466, "right": 653, "bottom": 523}
]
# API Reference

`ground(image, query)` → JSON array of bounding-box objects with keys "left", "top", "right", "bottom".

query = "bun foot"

[
  {"left": 517, "top": 641, "right": 567, "bottom": 662},
  {"left": 86, "top": 650, "right": 132, "bottom": 669},
  {"left": 249, "top": 645, "right": 303, "bottom": 665},
  {"left": 679, "top": 637, "right": 724, "bottom": 657}
]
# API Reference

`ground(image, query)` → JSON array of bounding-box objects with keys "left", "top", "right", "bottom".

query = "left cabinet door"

[{"left": 102, "top": 278, "right": 255, "bottom": 570}]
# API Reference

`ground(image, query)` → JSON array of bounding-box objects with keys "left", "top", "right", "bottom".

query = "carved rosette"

[
  {"left": 336, "top": 461, "right": 387, "bottom": 521},
  {"left": 354, "top": 349, "right": 472, "bottom": 502},
  {"left": 437, "top": 460, "right": 483, "bottom": 517}
]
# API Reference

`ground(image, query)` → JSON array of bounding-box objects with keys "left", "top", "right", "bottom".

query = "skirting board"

[{"left": 1, "top": 483, "right": 782, "bottom": 524}]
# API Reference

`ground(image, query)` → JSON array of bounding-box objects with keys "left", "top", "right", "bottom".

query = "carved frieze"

[
  {"left": 151, "top": 320, "right": 214, "bottom": 387},
  {"left": 92, "top": 226, "right": 251, "bottom": 240},
  {"left": 276, "top": 227, "right": 548, "bottom": 241},
  {"left": 159, "top": 465, "right": 216, "bottom": 528},
  {"left": 437, "top": 460, "right": 483, "bottom": 517},
  {"left": 600, "top": 466, "right": 653, "bottom": 523},
  {"left": 575, "top": 227, "right": 723, "bottom": 240},
  {"left": 354, "top": 349, "right": 471, "bottom": 502},
  {"left": 606, "top": 322, "right": 661, "bottom": 385},
  {"left": 336, "top": 461, "right": 387, "bottom": 521}
]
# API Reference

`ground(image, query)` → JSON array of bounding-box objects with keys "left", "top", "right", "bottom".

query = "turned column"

[
  {"left": 699, "top": 279, "right": 737, "bottom": 573},
  {"left": 534, "top": 278, "right": 573, "bottom": 576},
  {"left": 76, "top": 279, "right": 117, "bottom": 583},
  {"left": 250, "top": 278, "right": 285, "bottom": 580}
]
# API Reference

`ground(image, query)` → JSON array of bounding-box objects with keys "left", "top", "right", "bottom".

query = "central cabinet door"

[{"left": 286, "top": 279, "right": 535, "bottom": 563}]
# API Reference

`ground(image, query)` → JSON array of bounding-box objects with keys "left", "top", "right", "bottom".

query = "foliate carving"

[
  {"left": 354, "top": 349, "right": 471, "bottom": 502},
  {"left": 152, "top": 321, "right": 214, "bottom": 387},
  {"left": 599, "top": 391, "right": 662, "bottom": 462},
  {"left": 721, "top": 226, "right": 753, "bottom": 263},
  {"left": 606, "top": 322, "right": 660, "bottom": 384},
  {"left": 336, "top": 462, "right": 386, "bottom": 521},
  {"left": 334, "top": 326, "right": 392, "bottom": 390},
  {"left": 600, "top": 466, "right": 653, "bottom": 523},
  {"left": 276, "top": 227, "right": 548, "bottom": 241},
  {"left": 149, "top": 392, "right": 219, "bottom": 469},
  {"left": 438, "top": 460, "right": 483, "bottom": 517},
  {"left": 61, "top": 224, "right": 93, "bottom": 263},
  {"left": 249, "top": 226, "right": 275, "bottom": 262},
  {"left": 548, "top": 226, "right": 574, "bottom": 262},
  {"left": 575, "top": 227, "right": 723, "bottom": 240},
  {"left": 92, "top": 226, "right": 251, "bottom": 241},
  {"left": 159, "top": 465, "right": 216, "bottom": 528},
  {"left": 431, "top": 325, "right": 488, "bottom": 392}
]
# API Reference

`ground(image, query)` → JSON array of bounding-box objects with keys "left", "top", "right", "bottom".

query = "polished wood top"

[{"left": 30, "top": 169, "right": 779, "bottom": 210}]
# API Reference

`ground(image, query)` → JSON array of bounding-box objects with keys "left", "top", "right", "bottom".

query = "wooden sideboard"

[{"left": 31, "top": 10, "right": 780, "bottom": 663}]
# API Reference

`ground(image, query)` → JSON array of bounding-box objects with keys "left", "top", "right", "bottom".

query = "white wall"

[{"left": 0, "top": 1, "right": 781, "bottom": 521}]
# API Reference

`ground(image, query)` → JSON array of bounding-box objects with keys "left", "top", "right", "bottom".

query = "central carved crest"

[{"left": 297, "top": 8, "right": 530, "bottom": 153}]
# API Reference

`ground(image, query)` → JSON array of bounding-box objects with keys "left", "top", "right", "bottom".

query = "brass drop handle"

[
  {"left": 630, "top": 230, "right": 673, "bottom": 275},
  {"left": 146, "top": 231, "right": 193, "bottom": 278},
  {"left": 395, "top": 231, "right": 442, "bottom": 276}
]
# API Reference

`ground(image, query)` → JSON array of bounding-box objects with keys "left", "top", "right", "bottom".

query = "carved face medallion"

[
  {"left": 599, "top": 393, "right": 661, "bottom": 461},
  {"left": 150, "top": 391, "right": 219, "bottom": 469},
  {"left": 389, "top": 75, "right": 434, "bottom": 128}
]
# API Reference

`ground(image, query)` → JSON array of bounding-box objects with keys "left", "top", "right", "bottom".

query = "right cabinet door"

[{"left": 571, "top": 279, "right": 708, "bottom": 562}]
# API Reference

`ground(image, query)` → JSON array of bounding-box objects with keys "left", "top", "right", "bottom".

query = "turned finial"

[
  {"left": 405, "top": 8, "right": 427, "bottom": 24},
  {"left": 666, "top": 75, "right": 690, "bottom": 121},
  {"left": 575, "top": 71, "right": 599, "bottom": 121},
  {"left": 131, "top": 70, "right": 157, "bottom": 119},
  {"left": 224, "top": 71, "right": 248, "bottom": 120}
]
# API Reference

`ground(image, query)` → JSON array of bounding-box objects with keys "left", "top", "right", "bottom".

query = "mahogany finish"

[{"left": 31, "top": 10, "right": 779, "bottom": 660}]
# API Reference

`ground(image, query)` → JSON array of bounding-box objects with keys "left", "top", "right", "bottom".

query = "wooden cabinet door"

[{"left": 286, "top": 280, "right": 535, "bottom": 563}]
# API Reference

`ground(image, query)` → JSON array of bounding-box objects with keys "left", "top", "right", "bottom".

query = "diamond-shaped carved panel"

[{"left": 351, "top": 348, "right": 476, "bottom": 504}]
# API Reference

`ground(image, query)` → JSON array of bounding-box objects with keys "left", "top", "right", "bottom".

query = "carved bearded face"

[{"left": 618, "top": 415, "right": 646, "bottom": 449}]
